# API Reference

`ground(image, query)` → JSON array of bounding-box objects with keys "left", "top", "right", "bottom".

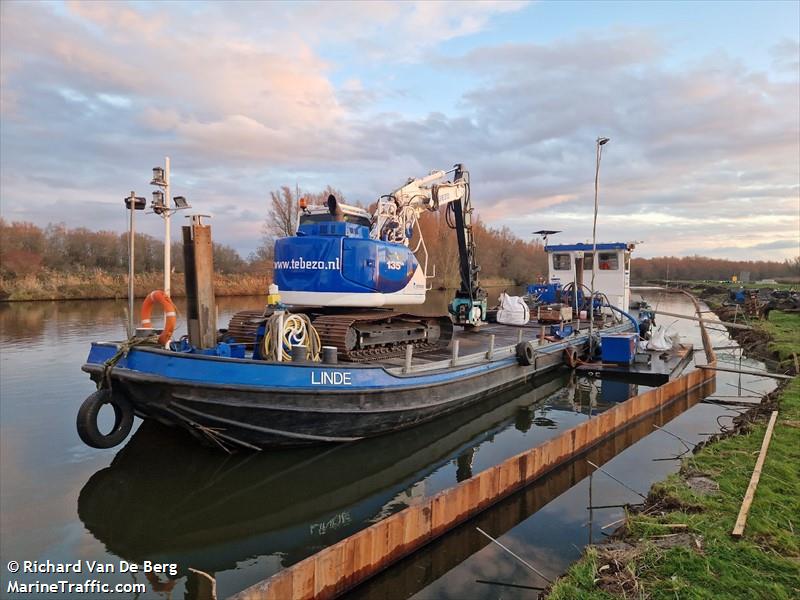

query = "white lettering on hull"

[{"left": 311, "top": 371, "right": 352, "bottom": 386}]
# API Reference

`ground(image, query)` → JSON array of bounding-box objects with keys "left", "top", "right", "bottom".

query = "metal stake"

[
  {"left": 652, "top": 424, "right": 696, "bottom": 450},
  {"left": 589, "top": 137, "right": 610, "bottom": 354},
  {"left": 475, "top": 527, "right": 553, "bottom": 583},
  {"left": 127, "top": 191, "right": 136, "bottom": 338},
  {"left": 164, "top": 156, "right": 171, "bottom": 296},
  {"left": 587, "top": 460, "right": 646, "bottom": 499},
  {"left": 275, "top": 310, "right": 285, "bottom": 362},
  {"left": 404, "top": 344, "right": 413, "bottom": 373}
]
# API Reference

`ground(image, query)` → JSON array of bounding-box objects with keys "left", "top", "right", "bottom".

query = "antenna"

[{"left": 533, "top": 230, "right": 561, "bottom": 247}]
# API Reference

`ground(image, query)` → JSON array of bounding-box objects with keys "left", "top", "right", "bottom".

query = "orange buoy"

[{"left": 141, "top": 290, "right": 177, "bottom": 346}]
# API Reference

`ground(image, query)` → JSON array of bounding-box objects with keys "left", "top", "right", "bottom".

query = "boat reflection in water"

[{"left": 77, "top": 371, "right": 639, "bottom": 593}]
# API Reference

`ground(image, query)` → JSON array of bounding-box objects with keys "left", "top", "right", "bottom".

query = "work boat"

[{"left": 80, "top": 165, "right": 639, "bottom": 451}]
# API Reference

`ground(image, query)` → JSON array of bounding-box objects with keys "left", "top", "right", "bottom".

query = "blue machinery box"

[{"left": 600, "top": 333, "right": 638, "bottom": 364}]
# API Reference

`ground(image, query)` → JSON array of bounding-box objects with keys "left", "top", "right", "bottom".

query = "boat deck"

[
  {"left": 575, "top": 344, "right": 694, "bottom": 385},
  {"left": 375, "top": 318, "right": 605, "bottom": 369}
]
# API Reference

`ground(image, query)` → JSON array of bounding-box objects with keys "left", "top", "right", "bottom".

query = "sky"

[{"left": 1, "top": 0, "right": 798, "bottom": 261}]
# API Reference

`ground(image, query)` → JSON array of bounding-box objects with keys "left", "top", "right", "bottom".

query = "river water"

[{"left": 0, "top": 291, "right": 776, "bottom": 599}]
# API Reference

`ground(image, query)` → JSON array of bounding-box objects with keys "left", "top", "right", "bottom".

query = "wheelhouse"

[{"left": 545, "top": 242, "right": 635, "bottom": 312}]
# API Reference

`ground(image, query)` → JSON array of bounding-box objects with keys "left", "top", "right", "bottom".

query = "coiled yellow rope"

[{"left": 261, "top": 311, "right": 321, "bottom": 362}]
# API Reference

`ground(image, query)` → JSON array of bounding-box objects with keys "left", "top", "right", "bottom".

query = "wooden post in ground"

[{"left": 732, "top": 410, "right": 779, "bottom": 538}]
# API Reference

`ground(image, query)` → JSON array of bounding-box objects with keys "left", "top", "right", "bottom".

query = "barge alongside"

[
  {"left": 82, "top": 319, "right": 634, "bottom": 449},
  {"left": 78, "top": 165, "right": 658, "bottom": 451}
]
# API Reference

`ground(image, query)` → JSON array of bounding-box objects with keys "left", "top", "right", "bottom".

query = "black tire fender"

[
  {"left": 76, "top": 389, "right": 134, "bottom": 449},
  {"left": 564, "top": 347, "right": 578, "bottom": 369},
  {"left": 515, "top": 341, "right": 536, "bottom": 366}
]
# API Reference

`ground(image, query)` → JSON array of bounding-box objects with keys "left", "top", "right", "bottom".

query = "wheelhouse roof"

[{"left": 545, "top": 242, "right": 632, "bottom": 252}]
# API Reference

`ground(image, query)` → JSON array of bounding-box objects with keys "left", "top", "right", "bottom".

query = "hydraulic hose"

[{"left": 602, "top": 303, "right": 640, "bottom": 336}]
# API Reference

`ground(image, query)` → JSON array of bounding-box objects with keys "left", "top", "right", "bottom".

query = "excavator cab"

[{"left": 274, "top": 200, "right": 427, "bottom": 307}]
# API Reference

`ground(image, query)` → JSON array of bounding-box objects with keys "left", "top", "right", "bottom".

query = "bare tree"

[
  {"left": 256, "top": 185, "right": 352, "bottom": 260},
  {"left": 255, "top": 186, "right": 298, "bottom": 260},
  {"left": 267, "top": 186, "right": 298, "bottom": 239},
  {"left": 304, "top": 185, "right": 348, "bottom": 206}
]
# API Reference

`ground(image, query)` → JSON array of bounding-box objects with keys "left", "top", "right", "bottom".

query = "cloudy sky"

[{"left": 1, "top": 1, "right": 798, "bottom": 260}]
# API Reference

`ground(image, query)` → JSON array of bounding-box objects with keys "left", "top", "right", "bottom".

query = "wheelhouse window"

[
  {"left": 598, "top": 252, "right": 619, "bottom": 270},
  {"left": 553, "top": 253, "right": 571, "bottom": 270},
  {"left": 583, "top": 253, "right": 594, "bottom": 270}
]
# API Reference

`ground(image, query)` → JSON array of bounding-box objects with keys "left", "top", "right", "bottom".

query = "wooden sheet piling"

[
  {"left": 732, "top": 410, "right": 779, "bottom": 538},
  {"left": 228, "top": 289, "right": 718, "bottom": 600}
]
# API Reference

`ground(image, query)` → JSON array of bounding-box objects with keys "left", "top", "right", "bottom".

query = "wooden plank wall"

[{"left": 230, "top": 290, "right": 717, "bottom": 600}]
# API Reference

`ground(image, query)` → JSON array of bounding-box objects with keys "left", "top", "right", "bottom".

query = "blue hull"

[{"left": 83, "top": 323, "right": 632, "bottom": 449}]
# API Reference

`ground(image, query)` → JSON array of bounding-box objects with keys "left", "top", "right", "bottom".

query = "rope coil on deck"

[{"left": 261, "top": 311, "right": 322, "bottom": 362}]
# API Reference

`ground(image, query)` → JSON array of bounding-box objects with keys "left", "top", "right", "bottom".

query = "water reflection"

[
  {"left": 76, "top": 371, "right": 635, "bottom": 589},
  {"left": 78, "top": 374, "right": 558, "bottom": 575}
]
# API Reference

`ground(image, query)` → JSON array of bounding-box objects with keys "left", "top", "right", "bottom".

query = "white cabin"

[{"left": 545, "top": 242, "right": 635, "bottom": 312}]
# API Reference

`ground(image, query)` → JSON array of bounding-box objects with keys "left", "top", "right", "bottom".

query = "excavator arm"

[
  {"left": 372, "top": 165, "right": 487, "bottom": 327},
  {"left": 447, "top": 165, "right": 487, "bottom": 327}
]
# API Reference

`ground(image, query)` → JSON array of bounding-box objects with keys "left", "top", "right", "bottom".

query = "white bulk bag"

[
  {"left": 646, "top": 325, "right": 672, "bottom": 351},
  {"left": 497, "top": 293, "right": 530, "bottom": 325}
]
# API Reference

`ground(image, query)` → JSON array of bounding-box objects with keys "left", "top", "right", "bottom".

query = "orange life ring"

[{"left": 141, "top": 289, "right": 177, "bottom": 346}]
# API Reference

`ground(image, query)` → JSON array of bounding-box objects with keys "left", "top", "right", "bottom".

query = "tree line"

[
  {"left": 3, "top": 194, "right": 797, "bottom": 286},
  {"left": 0, "top": 219, "right": 246, "bottom": 276},
  {"left": 631, "top": 255, "right": 799, "bottom": 283}
]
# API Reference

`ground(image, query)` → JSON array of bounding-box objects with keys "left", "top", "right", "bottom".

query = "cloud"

[
  {"left": 770, "top": 38, "right": 800, "bottom": 73},
  {"left": 342, "top": 30, "right": 799, "bottom": 260},
  {"left": 0, "top": 2, "right": 797, "bottom": 261}
]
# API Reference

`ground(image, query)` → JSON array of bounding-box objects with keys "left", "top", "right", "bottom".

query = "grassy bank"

[
  {"left": 761, "top": 311, "right": 800, "bottom": 367},
  {"left": 548, "top": 311, "right": 800, "bottom": 600},
  {"left": 0, "top": 270, "right": 269, "bottom": 301}
]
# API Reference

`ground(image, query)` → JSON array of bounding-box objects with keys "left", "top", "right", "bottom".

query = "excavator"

[{"left": 259, "top": 164, "right": 487, "bottom": 361}]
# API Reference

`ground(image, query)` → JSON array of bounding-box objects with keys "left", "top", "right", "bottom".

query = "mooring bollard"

[
  {"left": 322, "top": 346, "right": 338, "bottom": 364},
  {"left": 291, "top": 345, "right": 308, "bottom": 363},
  {"left": 404, "top": 344, "right": 413, "bottom": 373},
  {"left": 518, "top": 329, "right": 524, "bottom": 343},
  {"left": 451, "top": 340, "right": 460, "bottom": 367}
]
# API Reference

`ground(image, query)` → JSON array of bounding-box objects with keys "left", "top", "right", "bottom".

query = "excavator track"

[
  {"left": 225, "top": 310, "right": 265, "bottom": 348},
  {"left": 312, "top": 311, "right": 453, "bottom": 363}
]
